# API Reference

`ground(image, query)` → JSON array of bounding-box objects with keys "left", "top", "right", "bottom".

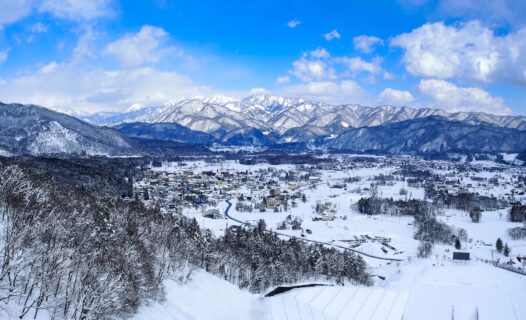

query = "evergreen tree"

[
  {"left": 454, "top": 238, "right": 461, "bottom": 250},
  {"left": 504, "top": 243, "right": 511, "bottom": 257},
  {"left": 496, "top": 238, "right": 503, "bottom": 253},
  {"left": 509, "top": 203, "right": 526, "bottom": 222},
  {"left": 256, "top": 219, "right": 266, "bottom": 234}
]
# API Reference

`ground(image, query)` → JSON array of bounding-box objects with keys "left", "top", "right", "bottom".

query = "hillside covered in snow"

[{"left": 0, "top": 103, "right": 136, "bottom": 156}]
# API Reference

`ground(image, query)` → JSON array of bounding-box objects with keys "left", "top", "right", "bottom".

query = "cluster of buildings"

[{"left": 133, "top": 162, "right": 323, "bottom": 216}]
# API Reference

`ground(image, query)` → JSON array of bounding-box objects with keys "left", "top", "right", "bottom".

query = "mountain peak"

[{"left": 125, "top": 103, "right": 145, "bottom": 113}]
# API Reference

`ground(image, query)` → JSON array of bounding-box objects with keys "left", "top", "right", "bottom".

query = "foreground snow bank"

[{"left": 133, "top": 270, "right": 265, "bottom": 320}]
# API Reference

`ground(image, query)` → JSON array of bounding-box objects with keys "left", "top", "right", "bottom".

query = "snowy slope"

[
  {"left": 133, "top": 270, "right": 265, "bottom": 320},
  {"left": 132, "top": 262, "right": 525, "bottom": 320},
  {"left": 0, "top": 103, "right": 135, "bottom": 156}
]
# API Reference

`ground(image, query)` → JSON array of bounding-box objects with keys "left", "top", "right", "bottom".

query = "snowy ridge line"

[
  {"left": 224, "top": 200, "right": 404, "bottom": 262},
  {"left": 78, "top": 94, "right": 526, "bottom": 149}
]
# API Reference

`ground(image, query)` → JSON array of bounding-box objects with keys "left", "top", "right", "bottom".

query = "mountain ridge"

[
  {"left": 79, "top": 95, "right": 526, "bottom": 143},
  {"left": 326, "top": 115, "right": 526, "bottom": 154}
]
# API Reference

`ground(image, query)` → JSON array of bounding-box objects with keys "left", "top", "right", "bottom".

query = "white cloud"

[
  {"left": 0, "top": 0, "right": 33, "bottom": 26},
  {"left": 276, "top": 75, "right": 290, "bottom": 84},
  {"left": 383, "top": 71, "right": 395, "bottom": 80},
  {"left": 0, "top": 62, "right": 213, "bottom": 113},
  {"left": 281, "top": 80, "right": 367, "bottom": 104},
  {"left": 310, "top": 48, "right": 330, "bottom": 59},
  {"left": 290, "top": 59, "right": 335, "bottom": 82},
  {"left": 417, "top": 79, "right": 511, "bottom": 115},
  {"left": 0, "top": 24, "right": 214, "bottom": 113},
  {"left": 287, "top": 19, "right": 300, "bottom": 28},
  {"left": 104, "top": 25, "right": 180, "bottom": 67},
  {"left": 39, "top": 61, "right": 58, "bottom": 73},
  {"left": 39, "top": 0, "right": 113, "bottom": 21},
  {"left": 0, "top": 48, "right": 10, "bottom": 63},
  {"left": 391, "top": 21, "right": 526, "bottom": 86},
  {"left": 353, "top": 35, "right": 384, "bottom": 53},
  {"left": 337, "top": 56, "right": 383, "bottom": 76},
  {"left": 379, "top": 88, "right": 414, "bottom": 105},
  {"left": 289, "top": 49, "right": 336, "bottom": 82},
  {"left": 323, "top": 29, "right": 341, "bottom": 41},
  {"left": 287, "top": 48, "right": 386, "bottom": 83},
  {"left": 0, "top": 0, "right": 113, "bottom": 28},
  {"left": 72, "top": 28, "right": 98, "bottom": 61}
]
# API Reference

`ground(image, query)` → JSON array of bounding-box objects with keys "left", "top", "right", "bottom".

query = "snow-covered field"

[{"left": 137, "top": 155, "right": 526, "bottom": 319}]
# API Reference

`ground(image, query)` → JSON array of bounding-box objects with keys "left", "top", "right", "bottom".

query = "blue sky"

[{"left": 0, "top": 0, "right": 525, "bottom": 115}]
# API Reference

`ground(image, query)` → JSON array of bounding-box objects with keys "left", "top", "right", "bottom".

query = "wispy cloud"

[
  {"left": 39, "top": 0, "right": 114, "bottom": 21},
  {"left": 353, "top": 35, "right": 384, "bottom": 53},
  {"left": 0, "top": 48, "right": 10, "bottom": 63},
  {"left": 104, "top": 25, "right": 185, "bottom": 67},
  {"left": 0, "top": 0, "right": 33, "bottom": 26},
  {"left": 29, "top": 22, "right": 48, "bottom": 33},
  {"left": 323, "top": 29, "right": 341, "bottom": 41},
  {"left": 287, "top": 19, "right": 300, "bottom": 28},
  {"left": 276, "top": 75, "right": 290, "bottom": 84},
  {"left": 378, "top": 88, "right": 413, "bottom": 105}
]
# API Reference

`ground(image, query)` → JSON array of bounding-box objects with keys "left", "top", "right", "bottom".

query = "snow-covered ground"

[
  {"left": 133, "top": 270, "right": 266, "bottom": 320},
  {"left": 133, "top": 259, "right": 526, "bottom": 320},
  {"left": 138, "top": 156, "right": 526, "bottom": 319}
]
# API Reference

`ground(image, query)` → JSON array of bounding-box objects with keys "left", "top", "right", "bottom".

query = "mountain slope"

[
  {"left": 326, "top": 116, "right": 526, "bottom": 153},
  {"left": 138, "top": 99, "right": 266, "bottom": 137},
  {"left": 114, "top": 122, "right": 215, "bottom": 146},
  {"left": 220, "top": 127, "right": 276, "bottom": 146},
  {"left": 0, "top": 103, "right": 135, "bottom": 156}
]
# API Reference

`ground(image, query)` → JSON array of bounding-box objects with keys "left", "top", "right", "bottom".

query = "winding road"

[{"left": 224, "top": 199, "right": 403, "bottom": 262}]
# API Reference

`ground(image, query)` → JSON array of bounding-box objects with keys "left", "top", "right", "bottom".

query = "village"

[
  {"left": 134, "top": 159, "right": 322, "bottom": 218},
  {"left": 132, "top": 155, "right": 526, "bottom": 261}
]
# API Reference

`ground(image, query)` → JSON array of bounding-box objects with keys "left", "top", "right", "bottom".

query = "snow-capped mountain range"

[
  {"left": 1, "top": 96, "right": 526, "bottom": 156},
  {"left": 81, "top": 95, "right": 526, "bottom": 144}
]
